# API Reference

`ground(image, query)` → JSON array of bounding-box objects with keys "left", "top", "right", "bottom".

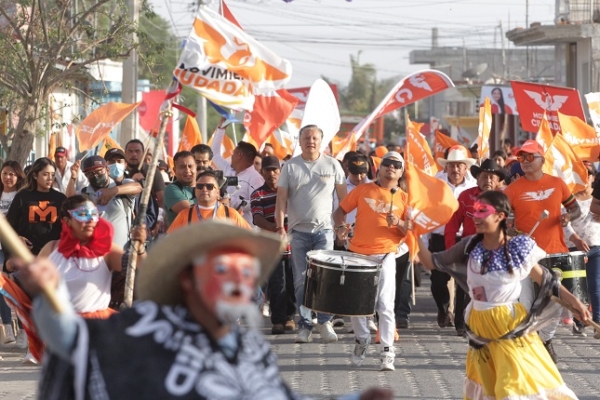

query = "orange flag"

[
  {"left": 404, "top": 161, "right": 459, "bottom": 261},
  {"left": 543, "top": 133, "right": 588, "bottom": 193},
  {"left": 76, "top": 102, "right": 140, "bottom": 152},
  {"left": 557, "top": 112, "right": 599, "bottom": 161},
  {"left": 48, "top": 133, "right": 56, "bottom": 159},
  {"left": 208, "top": 129, "right": 236, "bottom": 160},
  {"left": 178, "top": 116, "right": 203, "bottom": 152},
  {"left": 98, "top": 135, "right": 123, "bottom": 158},
  {"left": 266, "top": 130, "right": 293, "bottom": 160},
  {"left": 405, "top": 117, "right": 438, "bottom": 176},
  {"left": 333, "top": 132, "right": 357, "bottom": 160},
  {"left": 535, "top": 115, "right": 554, "bottom": 153},
  {"left": 477, "top": 97, "right": 492, "bottom": 160},
  {"left": 433, "top": 130, "right": 461, "bottom": 170}
]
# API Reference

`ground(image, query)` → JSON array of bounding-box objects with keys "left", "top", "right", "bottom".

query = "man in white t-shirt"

[
  {"left": 275, "top": 125, "right": 347, "bottom": 344},
  {"left": 53, "top": 147, "right": 88, "bottom": 194}
]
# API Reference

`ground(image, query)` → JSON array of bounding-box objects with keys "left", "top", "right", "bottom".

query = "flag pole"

[{"left": 123, "top": 85, "right": 175, "bottom": 308}]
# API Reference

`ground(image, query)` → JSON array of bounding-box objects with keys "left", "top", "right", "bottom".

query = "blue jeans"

[
  {"left": 290, "top": 228, "right": 334, "bottom": 330},
  {"left": 587, "top": 246, "right": 600, "bottom": 323}
]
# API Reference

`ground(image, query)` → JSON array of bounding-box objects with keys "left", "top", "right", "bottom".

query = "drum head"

[{"left": 307, "top": 250, "right": 380, "bottom": 270}]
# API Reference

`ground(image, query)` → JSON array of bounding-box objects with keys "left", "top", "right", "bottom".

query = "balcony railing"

[{"left": 556, "top": 0, "right": 600, "bottom": 24}]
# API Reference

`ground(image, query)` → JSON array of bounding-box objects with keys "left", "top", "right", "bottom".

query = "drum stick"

[
  {"left": 551, "top": 295, "right": 600, "bottom": 332},
  {"left": 528, "top": 209, "right": 549, "bottom": 237},
  {"left": 389, "top": 188, "right": 397, "bottom": 213},
  {"left": 0, "top": 213, "right": 62, "bottom": 314}
]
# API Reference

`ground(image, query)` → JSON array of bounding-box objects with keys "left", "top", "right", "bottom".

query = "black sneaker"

[
  {"left": 543, "top": 340, "right": 558, "bottom": 363},
  {"left": 396, "top": 318, "right": 410, "bottom": 329},
  {"left": 572, "top": 324, "right": 587, "bottom": 336}
]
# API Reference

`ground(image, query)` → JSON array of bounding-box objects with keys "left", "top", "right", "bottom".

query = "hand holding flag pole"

[{"left": 0, "top": 213, "right": 62, "bottom": 313}]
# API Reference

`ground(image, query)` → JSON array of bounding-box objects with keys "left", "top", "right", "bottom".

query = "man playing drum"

[
  {"left": 332, "top": 151, "right": 408, "bottom": 371},
  {"left": 503, "top": 140, "right": 582, "bottom": 362}
]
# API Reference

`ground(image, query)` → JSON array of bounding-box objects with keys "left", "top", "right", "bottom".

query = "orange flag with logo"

[
  {"left": 76, "top": 102, "right": 140, "bottom": 152},
  {"left": 405, "top": 117, "right": 438, "bottom": 176},
  {"left": 99, "top": 135, "right": 123, "bottom": 158},
  {"left": 404, "top": 161, "right": 459, "bottom": 261},
  {"left": 535, "top": 115, "right": 554, "bottom": 153},
  {"left": 557, "top": 112, "right": 599, "bottom": 161},
  {"left": 208, "top": 129, "right": 236, "bottom": 160},
  {"left": 543, "top": 133, "right": 588, "bottom": 193},
  {"left": 178, "top": 116, "right": 203, "bottom": 152},
  {"left": 477, "top": 97, "right": 492, "bottom": 160},
  {"left": 433, "top": 130, "right": 461, "bottom": 170}
]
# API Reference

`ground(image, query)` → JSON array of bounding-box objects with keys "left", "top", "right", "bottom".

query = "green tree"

[{"left": 0, "top": 0, "right": 156, "bottom": 164}]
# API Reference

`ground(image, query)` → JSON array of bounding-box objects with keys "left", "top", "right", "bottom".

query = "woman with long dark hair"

[
  {"left": 415, "top": 191, "right": 588, "bottom": 399},
  {"left": 37, "top": 195, "right": 146, "bottom": 319},
  {"left": 6, "top": 158, "right": 66, "bottom": 256},
  {"left": 0, "top": 161, "right": 26, "bottom": 345}
]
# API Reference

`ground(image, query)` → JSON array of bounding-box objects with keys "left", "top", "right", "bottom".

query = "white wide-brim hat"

[
  {"left": 136, "top": 220, "right": 285, "bottom": 305},
  {"left": 437, "top": 145, "right": 477, "bottom": 167}
]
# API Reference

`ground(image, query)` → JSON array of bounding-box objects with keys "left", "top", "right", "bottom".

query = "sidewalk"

[{"left": 1, "top": 276, "right": 599, "bottom": 399}]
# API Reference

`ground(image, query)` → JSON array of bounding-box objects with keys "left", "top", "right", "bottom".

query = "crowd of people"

[{"left": 0, "top": 122, "right": 597, "bottom": 399}]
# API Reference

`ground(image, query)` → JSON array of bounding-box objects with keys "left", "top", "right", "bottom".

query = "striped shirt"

[{"left": 251, "top": 183, "right": 278, "bottom": 224}]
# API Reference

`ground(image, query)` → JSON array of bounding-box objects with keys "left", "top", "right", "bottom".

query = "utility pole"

[
  {"left": 525, "top": 0, "right": 530, "bottom": 78},
  {"left": 499, "top": 20, "right": 506, "bottom": 79},
  {"left": 121, "top": 0, "right": 140, "bottom": 143}
]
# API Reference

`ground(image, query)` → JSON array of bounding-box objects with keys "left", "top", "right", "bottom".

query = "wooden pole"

[
  {"left": 122, "top": 104, "right": 173, "bottom": 308},
  {"left": 0, "top": 213, "right": 62, "bottom": 313}
]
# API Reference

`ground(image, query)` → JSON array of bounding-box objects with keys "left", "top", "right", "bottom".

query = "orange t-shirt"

[
  {"left": 340, "top": 182, "right": 407, "bottom": 255},
  {"left": 167, "top": 204, "right": 250, "bottom": 233},
  {"left": 503, "top": 174, "right": 572, "bottom": 253}
]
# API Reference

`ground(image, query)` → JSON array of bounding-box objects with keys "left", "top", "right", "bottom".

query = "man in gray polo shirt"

[{"left": 275, "top": 125, "right": 347, "bottom": 343}]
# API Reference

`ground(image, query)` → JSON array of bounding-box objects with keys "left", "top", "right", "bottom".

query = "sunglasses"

[
  {"left": 85, "top": 168, "right": 106, "bottom": 178},
  {"left": 196, "top": 183, "right": 216, "bottom": 190},
  {"left": 472, "top": 200, "right": 497, "bottom": 219},
  {"left": 381, "top": 159, "right": 403, "bottom": 169},
  {"left": 68, "top": 205, "right": 100, "bottom": 223},
  {"left": 517, "top": 153, "right": 542, "bottom": 163}
]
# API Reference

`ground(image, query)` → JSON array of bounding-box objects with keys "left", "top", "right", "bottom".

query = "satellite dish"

[{"left": 462, "top": 63, "right": 488, "bottom": 79}]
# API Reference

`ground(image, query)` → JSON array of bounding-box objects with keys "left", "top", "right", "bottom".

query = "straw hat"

[
  {"left": 437, "top": 145, "right": 476, "bottom": 167},
  {"left": 136, "top": 220, "right": 286, "bottom": 305}
]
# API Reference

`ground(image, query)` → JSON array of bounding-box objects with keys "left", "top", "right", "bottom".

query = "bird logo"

[
  {"left": 364, "top": 198, "right": 396, "bottom": 213},
  {"left": 522, "top": 188, "right": 555, "bottom": 201},
  {"left": 409, "top": 74, "right": 433, "bottom": 91},
  {"left": 524, "top": 90, "right": 569, "bottom": 111}
]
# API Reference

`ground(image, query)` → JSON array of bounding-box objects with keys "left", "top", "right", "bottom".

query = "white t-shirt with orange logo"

[
  {"left": 503, "top": 174, "right": 573, "bottom": 254},
  {"left": 340, "top": 182, "right": 407, "bottom": 255}
]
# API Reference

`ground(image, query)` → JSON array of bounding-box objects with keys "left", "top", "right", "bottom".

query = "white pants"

[
  {"left": 351, "top": 253, "right": 396, "bottom": 350},
  {"left": 520, "top": 276, "right": 560, "bottom": 342}
]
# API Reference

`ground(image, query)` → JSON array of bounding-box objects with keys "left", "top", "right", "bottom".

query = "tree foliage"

[{"left": 0, "top": 0, "right": 156, "bottom": 164}]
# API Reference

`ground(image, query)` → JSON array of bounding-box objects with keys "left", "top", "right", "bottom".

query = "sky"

[{"left": 151, "top": 0, "right": 556, "bottom": 88}]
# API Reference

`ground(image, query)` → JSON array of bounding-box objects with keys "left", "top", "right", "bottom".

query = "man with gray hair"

[{"left": 275, "top": 125, "right": 347, "bottom": 343}]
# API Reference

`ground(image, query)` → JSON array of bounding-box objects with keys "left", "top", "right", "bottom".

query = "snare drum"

[
  {"left": 539, "top": 251, "right": 588, "bottom": 303},
  {"left": 303, "top": 250, "right": 382, "bottom": 316}
]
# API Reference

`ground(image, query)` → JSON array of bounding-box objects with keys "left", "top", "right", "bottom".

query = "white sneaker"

[
  {"left": 262, "top": 302, "right": 271, "bottom": 317},
  {"left": 316, "top": 321, "right": 338, "bottom": 343},
  {"left": 295, "top": 328, "right": 313, "bottom": 343},
  {"left": 380, "top": 350, "right": 395, "bottom": 371},
  {"left": 15, "top": 329, "right": 28, "bottom": 349},
  {"left": 351, "top": 337, "right": 370, "bottom": 366},
  {"left": 332, "top": 316, "right": 345, "bottom": 327},
  {"left": 21, "top": 351, "right": 37, "bottom": 365},
  {"left": 367, "top": 318, "right": 378, "bottom": 333}
]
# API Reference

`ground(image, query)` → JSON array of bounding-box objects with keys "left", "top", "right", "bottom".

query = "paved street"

[{"left": 1, "top": 277, "right": 599, "bottom": 399}]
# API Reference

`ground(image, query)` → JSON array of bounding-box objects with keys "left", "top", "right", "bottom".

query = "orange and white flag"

[
  {"left": 98, "top": 135, "right": 123, "bottom": 158},
  {"left": 76, "top": 102, "right": 140, "bottom": 152},
  {"left": 543, "top": 133, "right": 588, "bottom": 193},
  {"left": 585, "top": 92, "right": 600, "bottom": 135},
  {"left": 404, "top": 117, "right": 438, "bottom": 176},
  {"left": 333, "top": 132, "right": 357, "bottom": 160},
  {"left": 404, "top": 161, "right": 459, "bottom": 261},
  {"left": 477, "top": 97, "right": 492, "bottom": 160},
  {"left": 178, "top": 116, "right": 203, "bottom": 152},
  {"left": 174, "top": 6, "right": 292, "bottom": 110},
  {"left": 557, "top": 111, "right": 599, "bottom": 161},
  {"left": 267, "top": 130, "right": 293, "bottom": 160},
  {"left": 433, "top": 130, "right": 461, "bottom": 169}
]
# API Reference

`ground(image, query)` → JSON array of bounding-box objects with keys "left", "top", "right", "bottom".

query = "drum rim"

[
  {"left": 306, "top": 249, "right": 382, "bottom": 267},
  {"left": 545, "top": 251, "right": 586, "bottom": 257},
  {"left": 307, "top": 262, "right": 381, "bottom": 273}
]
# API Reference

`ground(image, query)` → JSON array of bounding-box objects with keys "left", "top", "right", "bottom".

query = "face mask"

[
  {"left": 89, "top": 174, "right": 108, "bottom": 189},
  {"left": 108, "top": 163, "right": 125, "bottom": 180}
]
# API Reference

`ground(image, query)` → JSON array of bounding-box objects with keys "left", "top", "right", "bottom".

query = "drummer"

[
  {"left": 333, "top": 151, "right": 408, "bottom": 371},
  {"left": 503, "top": 140, "right": 582, "bottom": 362}
]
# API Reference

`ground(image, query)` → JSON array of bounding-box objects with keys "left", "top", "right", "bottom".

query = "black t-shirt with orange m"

[{"left": 5, "top": 188, "right": 66, "bottom": 255}]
